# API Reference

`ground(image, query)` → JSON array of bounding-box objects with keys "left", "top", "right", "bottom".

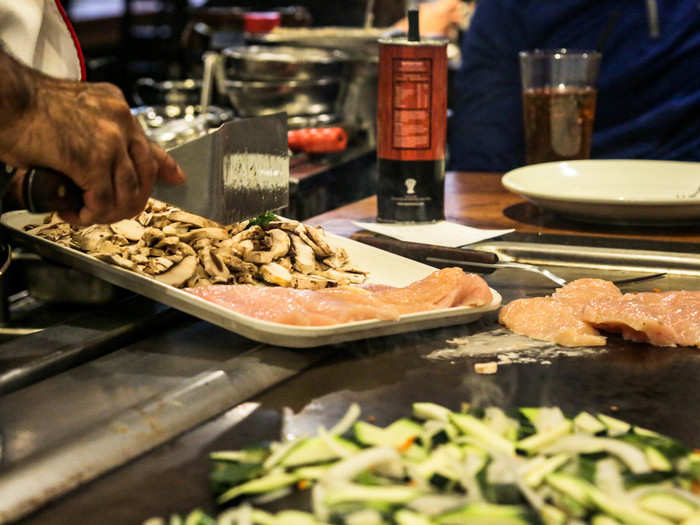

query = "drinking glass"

[{"left": 519, "top": 49, "right": 601, "bottom": 165}]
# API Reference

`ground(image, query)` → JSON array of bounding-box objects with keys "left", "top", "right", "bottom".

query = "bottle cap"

[{"left": 243, "top": 12, "right": 281, "bottom": 34}]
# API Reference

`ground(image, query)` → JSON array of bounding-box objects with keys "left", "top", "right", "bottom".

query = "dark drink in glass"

[
  {"left": 522, "top": 86, "right": 597, "bottom": 164},
  {"left": 519, "top": 49, "right": 601, "bottom": 165}
]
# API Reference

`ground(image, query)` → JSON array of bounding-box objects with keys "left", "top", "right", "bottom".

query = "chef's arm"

[{"left": 0, "top": 48, "right": 184, "bottom": 225}]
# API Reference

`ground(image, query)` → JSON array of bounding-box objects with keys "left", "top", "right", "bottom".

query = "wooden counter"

[{"left": 308, "top": 171, "right": 700, "bottom": 244}]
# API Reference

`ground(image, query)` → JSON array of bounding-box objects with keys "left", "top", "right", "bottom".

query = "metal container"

[
  {"left": 131, "top": 105, "right": 234, "bottom": 149},
  {"left": 221, "top": 77, "right": 341, "bottom": 118},
  {"left": 222, "top": 45, "right": 349, "bottom": 81},
  {"left": 134, "top": 78, "right": 204, "bottom": 107}
]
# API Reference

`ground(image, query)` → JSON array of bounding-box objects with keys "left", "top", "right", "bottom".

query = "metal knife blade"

[{"left": 153, "top": 113, "right": 289, "bottom": 224}]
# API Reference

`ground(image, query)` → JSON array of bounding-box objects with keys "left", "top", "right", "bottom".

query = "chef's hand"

[{"left": 0, "top": 49, "right": 185, "bottom": 226}]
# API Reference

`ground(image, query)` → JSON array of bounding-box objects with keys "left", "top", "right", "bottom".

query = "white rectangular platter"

[{"left": 1, "top": 211, "right": 501, "bottom": 348}]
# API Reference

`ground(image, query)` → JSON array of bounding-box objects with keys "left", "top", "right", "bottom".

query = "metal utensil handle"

[
  {"left": 351, "top": 232, "right": 499, "bottom": 272},
  {"left": 22, "top": 167, "right": 84, "bottom": 214}
]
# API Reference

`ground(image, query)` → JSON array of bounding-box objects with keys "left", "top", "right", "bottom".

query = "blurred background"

[{"left": 63, "top": 0, "right": 472, "bottom": 219}]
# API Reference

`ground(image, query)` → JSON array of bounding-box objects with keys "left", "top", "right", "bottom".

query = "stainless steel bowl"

[
  {"left": 222, "top": 45, "right": 349, "bottom": 81},
  {"left": 131, "top": 105, "right": 234, "bottom": 149},
  {"left": 221, "top": 77, "right": 341, "bottom": 117},
  {"left": 134, "top": 78, "right": 204, "bottom": 107}
]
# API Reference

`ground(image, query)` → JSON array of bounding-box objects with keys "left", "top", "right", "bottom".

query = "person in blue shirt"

[{"left": 449, "top": 0, "right": 700, "bottom": 172}]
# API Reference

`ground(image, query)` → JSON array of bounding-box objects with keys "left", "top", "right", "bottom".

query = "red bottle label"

[{"left": 377, "top": 42, "right": 447, "bottom": 162}]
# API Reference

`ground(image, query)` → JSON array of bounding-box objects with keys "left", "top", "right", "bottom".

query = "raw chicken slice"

[
  {"left": 186, "top": 268, "right": 493, "bottom": 326},
  {"left": 583, "top": 291, "right": 700, "bottom": 348},
  {"left": 187, "top": 285, "right": 401, "bottom": 326},
  {"left": 499, "top": 278, "right": 622, "bottom": 347},
  {"left": 361, "top": 267, "right": 493, "bottom": 315}
]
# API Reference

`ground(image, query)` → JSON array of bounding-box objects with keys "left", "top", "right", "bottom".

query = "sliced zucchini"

[
  {"left": 591, "top": 515, "right": 622, "bottom": 525},
  {"left": 540, "top": 504, "right": 567, "bottom": 525},
  {"left": 413, "top": 402, "right": 452, "bottom": 423},
  {"left": 597, "top": 414, "right": 631, "bottom": 437},
  {"left": 587, "top": 486, "right": 674, "bottom": 525},
  {"left": 394, "top": 509, "right": 434, "bottom": 525},
  {"left": 645, "top": 446, "right": 673, "bottom": 472},
  {"left": 574, "top": 412, "right": 606, "bottom": 435},
  {"left": 546, "top": 473, "right": 593, "bottom": 506},
  {"left": 449, "top": 413, "right": 515, "bottom": 455},
  {"left": 323, "top": 483, "right": 421, "bottom": 506},
  {"left": 354, "top": 419, "right": 422, "bottom": 448},
  {"left": 217, "top": 472, "right": 298, "bottom": 504},
  {"left": 638, "top": 492, "right": 696, "bottom": 521},
  {"left": 209, "top": 448, "right": 268, "bottom": 464},
  {"left": 517, "top": 421, "right": 572, "bottom": 454},
  {"left": 435, "top": 503, "right": 534, "bottom": 525},
  {"left": 523, "top": 453, "right": 570, "bottom": 487},
  {"left": 281, "top": 436, "right": 359, "bottom": 468}
]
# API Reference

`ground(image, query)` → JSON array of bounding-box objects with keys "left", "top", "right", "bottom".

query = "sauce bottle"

[{"left": 376, "top": 8, "right": 448, "bottom": 223}]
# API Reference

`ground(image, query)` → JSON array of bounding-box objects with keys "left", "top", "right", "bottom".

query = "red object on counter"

[
  {"left": 243, "top": 12, "right": 281, "bottom": 34},
  {"left": 288, "top": 127, "right": 348, "bottom": 154}
]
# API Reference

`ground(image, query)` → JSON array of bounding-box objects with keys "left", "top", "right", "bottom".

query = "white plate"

[
  {"left": 1, "top": 211, "right": 501, "bottom": 348},
  {"left": 502, "top": 160, "right": 700, "bottom": 224}
]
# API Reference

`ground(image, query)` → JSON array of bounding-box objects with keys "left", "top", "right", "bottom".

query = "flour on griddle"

[{"left": 426, "top": 328, "right": 604, "bottom": 366}]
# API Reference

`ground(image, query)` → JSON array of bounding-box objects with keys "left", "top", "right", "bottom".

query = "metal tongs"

[{"left": 352, "top": 234, "right": 666, "bottom": 287}]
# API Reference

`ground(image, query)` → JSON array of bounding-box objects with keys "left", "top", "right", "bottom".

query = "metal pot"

[
  {"left": 131, "top": 105, "right": 234, "bottom": 149},
  {"left": 134, "top": 78, "right": 204, "bottom": 107},
  {"left": 221, "top": 77, "right": 341, "bottom": 118},
  {"left": 222, "top": 45, "right": 349, "bottom": 81}
]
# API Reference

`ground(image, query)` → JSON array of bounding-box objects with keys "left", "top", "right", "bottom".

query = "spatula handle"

[
  {"left": 22, "top": 167, "right": 84, "bottom": 214},
  {"left": 351, "top": 232, "right": 499, "bottom": 274}
]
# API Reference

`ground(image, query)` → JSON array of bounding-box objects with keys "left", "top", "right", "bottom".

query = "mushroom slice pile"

[{"left": 26, "top": 199, "right": 368, "bottom": 290}]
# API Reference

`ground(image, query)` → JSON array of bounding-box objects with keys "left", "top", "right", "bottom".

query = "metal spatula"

[{"left": 352, "top": 233, "right": 666, "bottom": 287}]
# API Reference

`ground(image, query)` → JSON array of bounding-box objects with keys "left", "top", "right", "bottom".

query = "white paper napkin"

[{"left": 352, "top": 221, "right": 513, "bottom": 248}]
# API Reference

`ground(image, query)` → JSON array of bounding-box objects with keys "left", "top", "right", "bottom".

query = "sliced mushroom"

[
  {"left": 319, "top": 268, "right": 367, "bottom": 286},
  {"left": 168, "top": 210, "right": 218, "bottom": 229},
  {"left": 236, "top": 272, "right": 258, "bottom": 285},
  {"left": 290, "top": 233, "right": 315, "bottom": 274},
  {"left": 200, "top": 247, "right": 231, "bottom": 283},
  {"left": 111, "top": 234, "right": 130, "bottom": 246},
  {"left": 192, "top": 238, "right": 213, "bottom": 251},
  {"left": 162, "top": 222, "right": 191, "bottom": 237},
  {"left": 73, "top": 225, "right": 113, "bottom": 252},
  {"left": 234, "top": 225, "right": 266, "bottom": 242},
  {"left": 110, "top": 219, "right": 145, "bottom": 241},
  {"left": 88, "top": 240, "right": 121, "bottom": 255},
  {"left": 136, "top": 210, "right": 153, "bottom": 227},
  {"left": 266, "top": 229, "right": 291, "bottom": 260},
  {"left": 93, "top": 253, "right": 137, "bottom": 271},
  {"left": 228, "top": 220, "right": 249, "bottom": 236},
  {"left": 244, "top": 250, "right": 274, "bottom": 264},
  {"left": 265, "top": 219, "right": 300, "bottom": 232},
  {"left": 237, "top": 239, "right": 255, "bottom": 256},
  {"left": 259, "top": 262, "right": 292, "bottom": 287},
  {"left": 175, "top": 242, "right": 196, "bottom": 257},
  {"left": 179, "top": 227, "right": 229, "bottom": 244},
  {"left": 295, "top": 225, "right": 326, "bottom": 257},
  {"left": 155, "top": 255, "right": 197, "bottom": 287},
  {"left": 305, "top": 225, "right": 335, "bottom": 257},
  {"left": 323, "top": 247, "right": 350, "bottom": 269},
  {"left": 291, "top": 273, "right": 329, "bottom": 290},
  {"left": 148, "top": 199, "right": 171, "bottom": 213},
  {"left": 155, "top": 236, "right": 180, "bottom": 249},
  {"left": 217, "top": 252, "right": 257, "bottom": 274},
  {"left": 277, "top": 256, "right": 293, "bottom": 272},
  {"left": 145, "top": 256, "right": 174, "bottom": 275},
  {"left": 130, "top": 253, "right": 150, "bottom": 264},
  {"left": 142, "top": 227, "right": 164, "bottom": 246}
]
